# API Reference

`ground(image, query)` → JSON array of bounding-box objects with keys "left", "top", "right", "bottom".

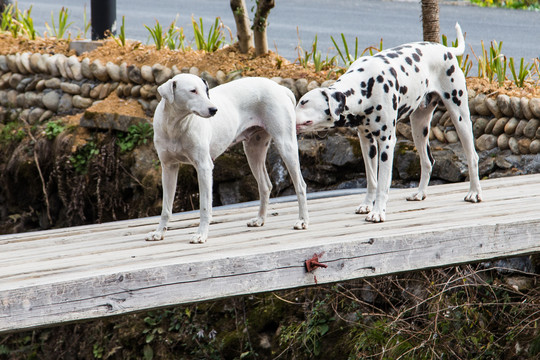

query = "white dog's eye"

[{"left": 190, "top": 89, "right": 197, "bottom": 94}]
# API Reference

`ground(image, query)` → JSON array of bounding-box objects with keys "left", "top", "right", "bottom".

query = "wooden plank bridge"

[{"left": 1, "top": 174, "right": 539, "bottom": 333}]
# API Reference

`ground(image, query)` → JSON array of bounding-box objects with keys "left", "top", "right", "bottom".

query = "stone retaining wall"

[{"left": 0, "top": 51, "right": 539, "bottom": 155}]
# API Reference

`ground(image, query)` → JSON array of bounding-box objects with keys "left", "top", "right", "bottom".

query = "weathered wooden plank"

[{"left": 0, "top": 174, "right": 539, "bottom": 333}]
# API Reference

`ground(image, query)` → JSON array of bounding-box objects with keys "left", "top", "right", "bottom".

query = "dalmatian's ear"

[
  {"left": 158, "top": 79, "right": 176, "bottom": 104},
  {"left": 201, "top": 78, "right": 210, "bottom": 98},
  {"left": 323, "top": 89, "right": 346, "bottom": 121}
]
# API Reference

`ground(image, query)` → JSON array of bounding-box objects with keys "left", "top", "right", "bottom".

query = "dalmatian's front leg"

[
  {"left": 366, "top": 134, "right": 397, "bottom": 223},
  {"left": 355, "top": 129, "right": 377, "bottom": 214}
]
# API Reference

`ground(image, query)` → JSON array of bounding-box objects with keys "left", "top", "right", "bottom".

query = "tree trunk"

[
  {"left": 230, "top": 0, "right": 253, "bottom": 54},
  {"left": 253, "top": 0, "right": 275, "bottom": 56},
  {"left": 421, "top": 0, "right": 440, "bottom": 43}
]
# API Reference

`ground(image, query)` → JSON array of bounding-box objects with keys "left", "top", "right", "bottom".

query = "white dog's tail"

[{"left": 452, "top": 22, "right": 465, "bottom": 56}]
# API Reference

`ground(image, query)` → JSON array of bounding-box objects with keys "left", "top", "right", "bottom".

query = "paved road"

[{"left": 14, "top": 0, "right": 540, "bottom": 71}]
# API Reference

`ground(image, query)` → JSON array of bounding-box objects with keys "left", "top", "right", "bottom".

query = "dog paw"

[
  {"left": 365, "top": 211, "right": 386, "bottom": 223},
  {"left": 145, "top": 231, "right": 164, "bottom": 241},
  {"left": 190, "top": 234, "right": 207, "bottom": 244},
  {"left": 464, "top": 191, "right": 482, "bottom": 203},
  {"left": 355, "top": 204, "right": 372, "bottom": 214},
  {"left": 406, "top": 192, "right": 427, "bottom": 201},
  {"left": 247, "top": 217, "right": 265, "bottom": 227},
  {"left": 293, "top": 219, "right": 308, "bottom": 230}
]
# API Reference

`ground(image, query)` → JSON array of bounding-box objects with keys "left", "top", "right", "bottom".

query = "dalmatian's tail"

[{"left": 452, "top": 22, "right": 465, "bottom": 57}]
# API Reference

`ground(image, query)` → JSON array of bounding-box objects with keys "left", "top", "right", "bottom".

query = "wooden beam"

[{"left": 1, "top": 174, "right": 539, "bottom": 333}]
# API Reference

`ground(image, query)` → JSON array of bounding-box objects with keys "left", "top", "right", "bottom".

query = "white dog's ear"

[
  {"left": 323, "top": 89, "right": 346, "bottom": 121},
  {"left": 158, "top": 79, "right": 176, "bottom": 103}
]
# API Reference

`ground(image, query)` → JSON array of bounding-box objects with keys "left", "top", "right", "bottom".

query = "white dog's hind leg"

[
  {"left": 146, "top": 163, "right": 179, "bottom": 241},
  {"left": 407, "top": 103, "right": 436, "bottom": 201},
  {"left": 243, "top": 131, "right": 273, "bottom": 228},
  {"left": 356, "top": 129, "right": 378, "bottom": 214},
  {"left": 191, "top": 160, "right": 213, "bottom": 244},
  {"left": 272, "top": 135, "right": 309, "bottom": 230}
]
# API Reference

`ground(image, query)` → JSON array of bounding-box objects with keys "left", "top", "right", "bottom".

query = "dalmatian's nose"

[{"left": 208, "top": 107, "right": 218, "bottom": 116}]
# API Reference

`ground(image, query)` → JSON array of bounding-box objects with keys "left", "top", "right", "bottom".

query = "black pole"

[{"left": 91, "top": 0, "right": 116, "bottom": 40}]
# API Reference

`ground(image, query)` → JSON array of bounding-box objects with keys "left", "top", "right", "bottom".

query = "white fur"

[{"left": 146, "top": 74, "right": 309, "bottom": 243}]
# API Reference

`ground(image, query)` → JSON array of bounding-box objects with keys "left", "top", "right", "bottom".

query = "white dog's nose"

[{"left": 209, "top": 107, "right": 218, "bottom": 116}]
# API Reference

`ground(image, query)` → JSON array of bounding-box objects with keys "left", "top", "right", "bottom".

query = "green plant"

[
  {"left": 1, "top": 3, "right": 21, "bottom": 37},
  {"left": 331, "top": 33, "right": 359, "bottom": 67},
  {"left": 508, "top": 57, "right": 532, "bottom": 87},
  {"left": 164, "top": 16, "right": 188, "bottom": 50},
  {"left": 361, "top": 38, "right": 384, "bottom": 56},
  {"left": 17, "top": 5, "right": 38, "bottom": 40},
  {"left": 473, "top": 40, "right": 507, "bottom": 85},
  {"left": 469, "top": 0, "right": 540, "bottom": 10},
  {"left": 297, "top": 33, "right": 337, "bottom": 72},
  {"left": 112, "top": 15, "right": 126, "bottom": 46},
  {"left": 45, "top": 7, "right": 73, "bottom": 39},
  {"left": 81, "top": 4, "right": 91, "bottom": 39},
  {"left": 192, "top": 16, "right": 227, "bottom": 52},
  {"left": 69, "top": 141, "right": 99, "bottom": 174},
  {"left": 145, "top": 20, "right": 165, "bottom": 50},
  {"left": 116, "top": 123, "right": 153, "bottom": 153},
  {"left": 44, "top": 119, "right": 66, "bottom": 140},
  {"left": 0, "top": 121, "right": 25, "bottom": 144}
]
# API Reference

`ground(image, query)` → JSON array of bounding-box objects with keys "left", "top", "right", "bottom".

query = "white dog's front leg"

[
  {"left": 146, "top": 163, "right": 179, "bottom": 241},
  {"left": 191, "top": 161, "right": 213, "bottom": 244}
]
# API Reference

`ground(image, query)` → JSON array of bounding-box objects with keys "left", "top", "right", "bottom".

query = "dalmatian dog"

[
  {"left": 296, "top": 23, "right": 482, "bottom": 222},
  {"left": 146, "top": 74, "right": 309, "bottom": 243}
]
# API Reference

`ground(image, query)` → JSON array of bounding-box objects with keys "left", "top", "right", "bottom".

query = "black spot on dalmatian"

[
  {"left": 372, "top": 129, "right": 380, "bottom": 137},
  {"left": 458, "top": 89, "right": 464, "bottom": 97},
  {"left": 412, "top": 53, "right": 421, "bottom": 62},
  {"left": 389, "top": 67, "right": 397, "bottom": 78},
  {"left": 397, "top": 104, "right": 411, "bottom": 119},
  {"left": 377, "top": 75, "right": 384, "bottom": 83},
  {"left": 381, "top": 136, "right": 386, "bottom": 141},
  {"left": 369, "top": 145, "right": 377, "bottom": 159},
  {"left": 300, "top": 99, "right": 309, "bottom": 105},
  {"left": 444, "top": 92, "right": 451, "bottom": 99},
  {"left": 414, "top": 66, "right": 420, "bottom": 73},
  {"left": 427, "top": 144, "right": 434, "bottom": 165},
  {"left": 446, "top": 65, "right": 455, "bottom": 76},
  {"left": 375, "top": 116, "right": 381, "bottom": 122},
  {"left": 343, "top": 88, "right": 355, "bottom": 97},
  {"left": 333, "top": 114, "right": 346, "bottom": 127},
  {"left": 423, "top": 126, "right": 429, "bottom": 137},
  {"left": 324, "top": 109, "right": 330, "bottom": 115},
  {"left": 382, "top": 125, "right": 387, "bottom": 131},
  {"left": 401, "top": 65, "right": 406, "bottom": 73},
  {"left": 399, "top": 86, "right": 408, "bottom": 95},
  {"left": 405, "top": 57, "right": 413, "bottom": 66},
  {"left": 366, "top": 77, "right": 375, "bottom": 99},
  {"left": 381, "top": 152, "right": 388, "bottom": 162},
  {"left": 357, "top": 68, "right": 364, "bottom": 72},
  {"left": 459, "top": 116, "right": 463, "bottom": 122},
  {"left": 415, "top": 48, "right": 423, "bottom": 56},
  {"left": 361, "top": 81, "right": 366, "bottom": 88},
  {"left": 321, "top": 90, "right": 329, "bottom": 101},
  {"left": 383, "top": 84, "right": 390, "bottom": 93},
  {"left": 388, "top": 134, "right": 392, "bottom": 140},
  {"left": 376, "top": 104, "right": 382, "bottom": 111},
  {"left": 358, "top": 99, "right": 363, "bottom": 105},
  {"left": 392, "top": 94, "right": 397, "bottom": 110},
  {"left": 443, "top": 53, "right": 447, "bottom": 61},
  {"left": 387, "top": 52, "right": 399, "bottom": 59},
  {"left": 365, "top": 106, "right": 375, "bottom": 115},
  {"left": 447, "top": 52, "right": 453, "bottom": 60}
]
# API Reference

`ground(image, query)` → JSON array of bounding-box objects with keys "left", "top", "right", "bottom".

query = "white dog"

[
  {"left": 146, "top": 74, "right": 309, "bottom": 243},
  {"left": 296, "top": 23, "right": 481, "bottom": 222}
]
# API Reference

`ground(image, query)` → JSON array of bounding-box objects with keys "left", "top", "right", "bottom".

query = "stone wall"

[{"left": 1, "top": 50, "right": 539, "bottom": 156}]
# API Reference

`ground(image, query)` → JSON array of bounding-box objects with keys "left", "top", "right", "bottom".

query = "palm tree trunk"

[
  {"left": 230, "top": 0, "right": 253, "bottom": 53},
  {"left": 421, "top": 0, "right": 440, "bottom": 43},
  {"left": 253, "top": 0, "right": 275, "bottom": 56}
]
